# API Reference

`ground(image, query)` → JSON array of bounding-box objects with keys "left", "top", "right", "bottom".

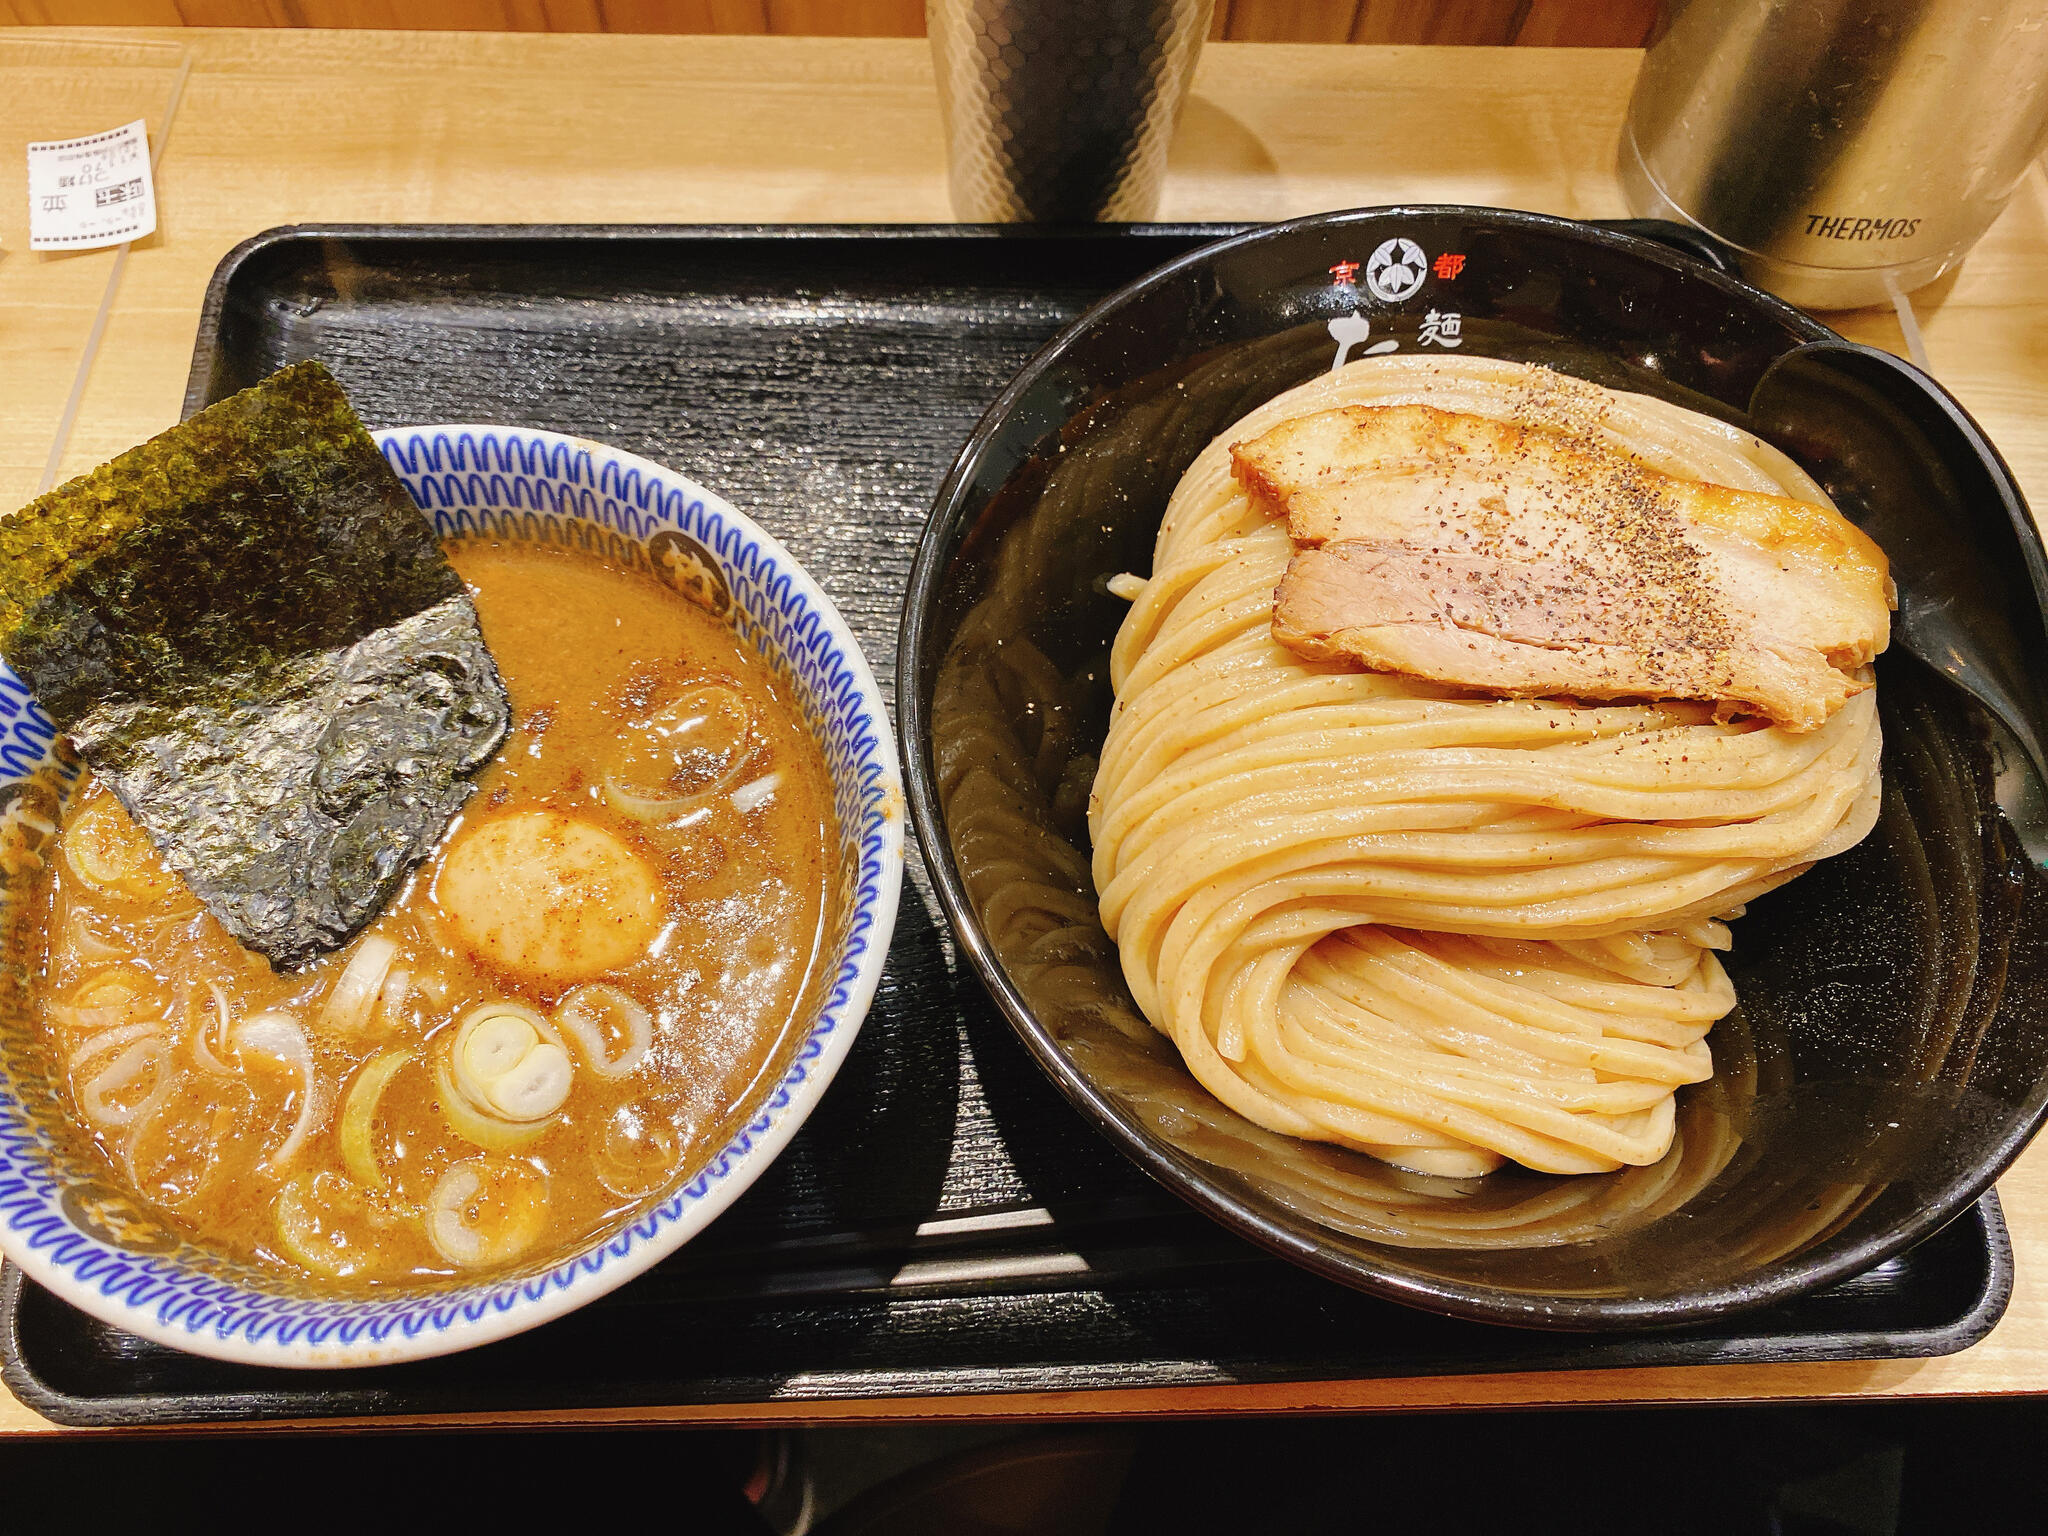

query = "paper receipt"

[{"left": 26, "top": 119, "right": 157, "bottom": 251}]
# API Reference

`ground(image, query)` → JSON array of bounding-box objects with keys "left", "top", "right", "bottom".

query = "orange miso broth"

[{"left": 28, "top": 539, "right": 839, "bottom": 1288}]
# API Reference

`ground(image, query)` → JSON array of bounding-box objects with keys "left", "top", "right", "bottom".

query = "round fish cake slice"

[{"left": 434, "top": 810, "right": 661, "bottom": 982}]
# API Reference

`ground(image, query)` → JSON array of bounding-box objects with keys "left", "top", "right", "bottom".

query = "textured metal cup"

[
  {"left": 1622, "top": 0, "right": 2048, "bottom": 309},
  {"left": 929, "top": 0, "right": 1213, "bottom": 223}
]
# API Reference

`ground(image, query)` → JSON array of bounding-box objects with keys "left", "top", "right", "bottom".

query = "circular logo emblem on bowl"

[
  {"left": 1366, "top": 238, "right": 1428, "bottom": 303},
  {"left": 648, "top": 530, "right": 732, "bottom": 618},
  {"left": 61, "top": 1180, "right": 181, "bottom": 1255}
]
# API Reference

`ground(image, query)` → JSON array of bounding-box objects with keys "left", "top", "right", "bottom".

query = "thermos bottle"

[{"left": 1621, "top": 1, "right": 2048, "bottom": 308}]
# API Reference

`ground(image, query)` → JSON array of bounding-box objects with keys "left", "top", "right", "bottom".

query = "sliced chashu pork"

[{"left": 1231, "top": 404, "right": 1893, "bottom": 731}]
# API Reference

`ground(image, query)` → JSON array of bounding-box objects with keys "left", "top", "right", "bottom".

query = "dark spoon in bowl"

[{"left": 1750, "top": 340, "right": 2048, "bottom": 824}]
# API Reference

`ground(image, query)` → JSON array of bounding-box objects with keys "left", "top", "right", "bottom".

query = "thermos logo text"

[{"left": 1804, "top": 214, "right": 1921, "bottom": 241}]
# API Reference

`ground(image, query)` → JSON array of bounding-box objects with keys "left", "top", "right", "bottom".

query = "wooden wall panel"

[
  {"left": 1514, "top": 0, "right": 1658, "bottom": 46},
  {"left": 273, "top": 2, "right": 544, "bottom": 24},
  {"left": 1222, "top": 0, "right": 1356, "bottom": 42},
  {"left": 178, "top": 1, "right": 295, "bottom": 20},
  {"left": 767, "top": 0, "right": 921, "bottom": 35},
  {"left": 2, "top": 2, "right": 185, "bottom": 20},
  {"left": 0, "top": 0, "right": 1661, "bottom": 44},
  {"left": 581, "top": 2, "right": 767, "bottom": 32},
  {"left": 1352, "top": 1, "right": 1524, "bottom": 46}
]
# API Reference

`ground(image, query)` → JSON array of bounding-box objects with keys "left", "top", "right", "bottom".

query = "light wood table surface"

[{"left": 2, "top": 27, "right": 2046, "bottom": 1434}]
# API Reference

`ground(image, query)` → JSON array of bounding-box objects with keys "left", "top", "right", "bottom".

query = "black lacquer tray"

[{"left": 0, "top": 225, "right": 2012, "bottom": 1427}]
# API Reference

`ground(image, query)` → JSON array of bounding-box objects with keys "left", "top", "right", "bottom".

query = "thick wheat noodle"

[{"left": 1088, "top": 356, "right": 1882, "bottom": 1177}]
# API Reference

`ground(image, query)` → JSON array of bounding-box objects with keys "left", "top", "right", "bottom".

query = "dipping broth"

[{"left": 28, "top": 539, "right": 839, "bottom": 1287}]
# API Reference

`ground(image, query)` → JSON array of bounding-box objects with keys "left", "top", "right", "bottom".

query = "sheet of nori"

[{"left": 0, "top": 360, "right": 509, "bottom": 969}]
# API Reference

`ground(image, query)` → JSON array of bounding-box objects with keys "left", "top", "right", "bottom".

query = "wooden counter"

[{"left": 2, "top": 27, "right": 2045, "bottom": 1433}]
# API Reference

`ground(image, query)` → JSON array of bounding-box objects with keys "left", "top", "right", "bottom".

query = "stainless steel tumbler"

[
  {"left": 929, "top": 0, "right": 1213, "bottom": 222},
  {"left": 1621, "top": 0, "right": 2048, "bottom": 308}
]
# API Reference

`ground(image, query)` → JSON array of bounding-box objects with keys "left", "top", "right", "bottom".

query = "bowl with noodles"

[{"left": 899, "top": 206, "right": 2048, "bottom": 1328}]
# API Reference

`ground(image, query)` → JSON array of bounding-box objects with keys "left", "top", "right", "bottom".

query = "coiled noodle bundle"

[{"left": 1090, "top": 356, "right": 1881, "bottom": 1178}]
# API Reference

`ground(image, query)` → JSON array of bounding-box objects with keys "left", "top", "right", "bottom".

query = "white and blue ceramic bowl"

[{"left": 0, "top": 426, "right": 904, "bottom": 1367}]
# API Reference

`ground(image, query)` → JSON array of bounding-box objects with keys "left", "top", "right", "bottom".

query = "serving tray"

[{"left": 0, "top": 224, "right": 2012, "bottom": 1427}]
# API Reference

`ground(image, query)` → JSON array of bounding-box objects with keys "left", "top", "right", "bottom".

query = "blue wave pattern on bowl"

[{"left": 0, "top": 426, "right": 896, "bottom": 1355}]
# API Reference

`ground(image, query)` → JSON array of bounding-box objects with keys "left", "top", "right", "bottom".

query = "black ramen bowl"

[{"left": 899, "top": 205, "right": 2048, "bottom": 1329}]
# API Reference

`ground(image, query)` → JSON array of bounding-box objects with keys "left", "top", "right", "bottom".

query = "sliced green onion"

[{"left": 339, "top": 1048, "right": 413, "bottom": 1191}]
